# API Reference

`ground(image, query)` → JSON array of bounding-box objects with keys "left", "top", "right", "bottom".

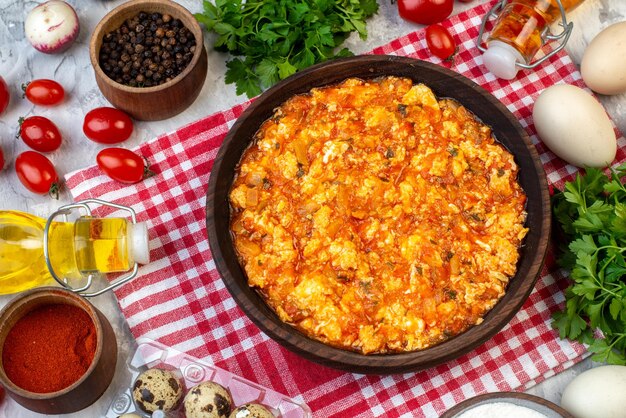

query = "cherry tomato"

[
  {"left": 23, "top": 79, "right": 65, "bottom": 106},
  {"left": 398, "top": 0, "right": 454, "bottom": 25},
  {"left": 19, "top": 116, "right": 62, "bottom": 152},
  {"left": 457, "top": 0, "right": 473, "bottom": 3},
  {"left": 0, "top": 146, "right": 4, "bottom": 171},
  {"left": 426, "top": 24, "right": 457, "bottom": 60},
  {"left": 0, "top": 76, "right": 9, "bottom": 115},
  {"left": 96, "top": 147, "right": 154, "bottom": 184},
  {"left": 15, "top": 151, "right": 60, "bottom": 198},
  {"left": 83, "top": 107, "right": 133, "bottom": 144}
]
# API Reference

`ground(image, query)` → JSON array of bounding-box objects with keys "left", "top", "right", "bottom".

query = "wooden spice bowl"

[
  {"left": 0, "top": 287, "right": 117, "bottom": 414},
  {"left": 89, "top": 0, "right": 208, "bottom": 121}
]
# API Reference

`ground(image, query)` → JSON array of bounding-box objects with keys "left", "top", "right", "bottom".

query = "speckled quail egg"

[
  {"left": 117, "top": 415, "right": 143, "bottom": 418},
  {"left": 184, "top": 381, "right": 233, "bottom": 418},
  {"left": 132, "top": 368, "right": 184, "bottom": 413},
  {"left": 229, "top": 403, "right": 276, "bottom": 418}
]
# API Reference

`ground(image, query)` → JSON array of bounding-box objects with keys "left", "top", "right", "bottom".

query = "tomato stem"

[
  {"left": 15, "top": 116, "right": 25, "bottom": 139},
  {"left": 20, "top": 82, "right": 30, "bottom": 98},
  {"left": 48, "top": 182, "right": 60, "bottom": 200},
  {"left": 444, "top": 46, "right": 459, "bottom": 63},
  {"left": 143, "top": 157, "right": 155, "bottom": 179}
]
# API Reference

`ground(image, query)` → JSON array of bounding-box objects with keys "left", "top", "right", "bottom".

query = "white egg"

[
  {"left": 581, "top": 21, "right": 626, "bottom": 95},
  {"left": 532, "top": 84, "right": 616, "bottom": 168},
  {"left": 561, "top": 365, "right": 626, "bottom": 418}
]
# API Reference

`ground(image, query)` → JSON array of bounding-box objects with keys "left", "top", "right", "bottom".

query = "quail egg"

[
  {"left": 117, "top": 415, "right": 143, "bottom": 418},
  {"left": 132, "top": 368, "right": 184, "bottom": 413},
  {"left": 229, "top": 403, "right": 276, "bottom": 418},
  {"left": 184, "top": 381, "right": 234, "bottom": 418}
]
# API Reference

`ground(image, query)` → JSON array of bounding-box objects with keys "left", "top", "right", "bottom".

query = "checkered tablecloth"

[{"left": 66, "top": 2, "right": 626, "bottom": 416}]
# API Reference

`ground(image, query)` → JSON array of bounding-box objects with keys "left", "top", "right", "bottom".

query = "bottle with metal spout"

[
  {"left": 478, "top": 0, "right": 586, "bottom": 79},
  {"left": 0, "top": 199, "right": 149, "bottom": 296}
]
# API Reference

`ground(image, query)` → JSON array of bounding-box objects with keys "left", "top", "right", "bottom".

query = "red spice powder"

[{"left": 2, "top": 303, "right": 97, "bottom": 393}]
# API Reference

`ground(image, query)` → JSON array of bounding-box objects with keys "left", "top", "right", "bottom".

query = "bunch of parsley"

[
  {"left": 552, "top": 163, "right": 626, "bottom": 365},
  {"left": 195, "top": 0, "right": 379, "bottom": 98}
]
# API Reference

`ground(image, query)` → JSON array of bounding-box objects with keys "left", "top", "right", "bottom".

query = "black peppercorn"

[{"left": 99, "top": 10, "right": 197, "bottom": 87}]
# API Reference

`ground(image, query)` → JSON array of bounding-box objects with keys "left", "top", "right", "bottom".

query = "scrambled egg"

[{"left": 229, "top": 77, "right": 528, "bottom": 354}]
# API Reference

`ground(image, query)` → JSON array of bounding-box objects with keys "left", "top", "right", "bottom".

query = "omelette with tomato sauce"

[{"left": 229, "top": 76, "right": 528, "bottom": 354}]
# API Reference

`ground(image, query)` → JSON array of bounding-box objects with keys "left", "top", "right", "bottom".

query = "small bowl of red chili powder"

[{"left": 0, "top": 287, "right": 117, "bottom": 414}]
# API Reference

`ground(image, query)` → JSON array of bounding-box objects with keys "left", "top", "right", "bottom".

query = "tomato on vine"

[
  {"left": 425, "top": 24, "right": 457, "bottom": 60},
  {"left": 15, "top": 151, "right": 60, "bottom": 198},
  {"left": 397, "top": 0, "right": 454, "bottom": 25},
  {"left": 22, "top": 79, "right": 65, "bottom": 106},
  {"left": 96, "top": 147, "right": 154, "bottom": 184}
]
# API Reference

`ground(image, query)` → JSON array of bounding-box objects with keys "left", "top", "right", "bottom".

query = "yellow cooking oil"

[{"left": 0, "top": 211, "right": 132, "bottom": 295}]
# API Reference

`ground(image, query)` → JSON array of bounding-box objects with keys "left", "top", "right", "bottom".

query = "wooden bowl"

[
  {"left": 0, "top": 287, "right": 117, "bottom": 414},
  {"left": 89, "top": 0, "right": 208, "bottom": 121},
  {"left": 205, "top": 55, "right": 551, "bottom": 374},
  {"left": 441, "top": 392, "right": 574, "bottom": 417}
]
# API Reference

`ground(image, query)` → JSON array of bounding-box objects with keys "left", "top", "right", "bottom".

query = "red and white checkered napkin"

[{"left": 66, "top": 2, "right": 626, "bottom": 417}]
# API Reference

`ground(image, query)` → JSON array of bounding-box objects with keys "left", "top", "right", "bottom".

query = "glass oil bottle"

[
  {"left": 0, "top": 200, "right": 149, "bottom": 296},
  {"left": 478, "top": 0, "right": 586, "bottom": 79}
]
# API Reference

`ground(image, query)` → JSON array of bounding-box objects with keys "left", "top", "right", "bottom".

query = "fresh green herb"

[
  {"left": 552, "top": 164, "right": 626, "bottom": 365},
  {"left": 195, "top": 0, "right": 379, "bottom": 98}
]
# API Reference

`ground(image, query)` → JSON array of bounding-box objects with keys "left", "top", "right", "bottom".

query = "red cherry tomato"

[
  {"left": 0, "top": 76, "right": 9, "bottom": 115},
  {"left": 398, "top": 0, "right": 454, "bottom": 25},
  {"left": 19, "top": 116, "right": 62, "bottom": 152},
  {"left": 23, "top": 79, "right": 65, "bottom": 106},
  {"left": 457, "top": 0, "right": 473, "bottom": 3},
  {"left": 425, "top": 24, "right": 457, "bottom": 60},
  {"left": 0, "top": 146, "right": 4, "bottom": 171},
  {"left": 96, "top": 147, "right": 153, "bottom": 184},
  {"left": 15, "top": 151, "right": 60, "bottom": 198},
  {"left": 83, "top": 107, "right": 133, "bottom": 144}
]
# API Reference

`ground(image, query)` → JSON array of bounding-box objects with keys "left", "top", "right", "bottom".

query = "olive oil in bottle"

[{"left": 0, "top": 210, "right": 149, "bottom": 295}]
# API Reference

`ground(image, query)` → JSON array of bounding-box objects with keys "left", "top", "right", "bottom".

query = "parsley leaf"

[
  {"left": 552, "top": 166, "right": 626, "bottom": 364},
  {"left": 195, "top": 0, "right": 378, "bottom": 98}
]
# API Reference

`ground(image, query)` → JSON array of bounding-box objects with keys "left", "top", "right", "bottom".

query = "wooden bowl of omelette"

[{"left": 205, "top": 55, "right": 550, "bottom": 374}]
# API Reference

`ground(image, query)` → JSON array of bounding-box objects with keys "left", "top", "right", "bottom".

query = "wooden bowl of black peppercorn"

[{"left": 90, "top": 0, "right": 208, "bottom": 121}]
